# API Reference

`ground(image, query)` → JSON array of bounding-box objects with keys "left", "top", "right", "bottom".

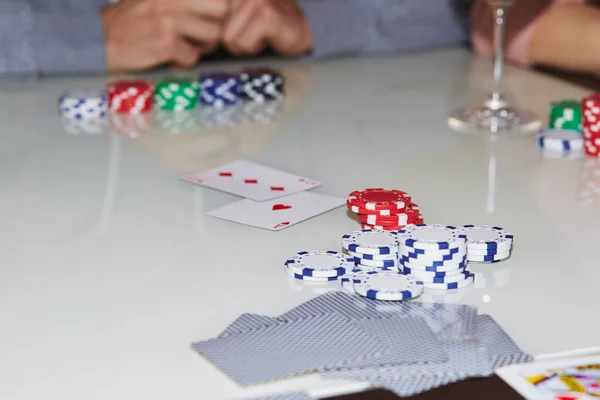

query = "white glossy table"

[{"left": 1, "top": 48, "right": 599, "bottom": 400}]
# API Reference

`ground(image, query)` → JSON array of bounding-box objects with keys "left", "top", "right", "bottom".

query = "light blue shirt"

[{"left": 0, "top": 0, "right": 473, "bottom": 78}]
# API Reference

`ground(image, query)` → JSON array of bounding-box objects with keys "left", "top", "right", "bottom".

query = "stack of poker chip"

[
  {"left": 458, "top": 225, "right": 513, "bottom": 263},
  {"left": 549, "top": 99, "right": 582, "bottom": 131},
  {"left": 58, "top": 67, "right": 287, "bottom": 136},
  {"left": 107, "top": 79, "right": 154, "bottom": 114},
  {"left": 284, "top": 250, "right": 355, "bottom": 283},
  {"left": 154, "top": 77, "right": 199, "bottom": 112},
  {"left": 58, "top": 89, "right": 108, "bottom": 135},
  {"left": 397, "top": 224, "right": 474, "bottom": 290},
  {"left": 346, "top": 188, "right": 423, "bottom": 231},
  {"left": 199, "top": 73, "right": 241, "bottom": 109},
  {"left": 536, "top": 128, "right": 584, "bottom": 157},
  {"left": 239, "top": 68, "right": 284, "bottom": 103},
  {"left": 340, "top": 230, "right": 424, "bottom": 301},
  {"left": 582, "top": 94, "right": 600, "bottom": 158},
  {"left": 59, "top": 89, "right": 107, "bottom": 120}
]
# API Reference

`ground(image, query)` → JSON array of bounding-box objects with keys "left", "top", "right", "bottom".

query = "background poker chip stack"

[
  {"left": 346, "top": 188, "right": 424, "bottom": 231},
  {"left": 458, "top": 225, "right": 513, "bottom": 263},
  {"left": 58, "top": 89, "right": 108, "bottom": 135},
  {"left": 57, "top": 68, "right": 285, "bottom": 136},
  {"left": 582, "top": 94, "right": 600, "bottom": 158},
  {"left": 397, "top": 224, "right": 474, "bottom": 290},
  {"left": 537, "top": 99, "right": 584, "bottom": 158}
]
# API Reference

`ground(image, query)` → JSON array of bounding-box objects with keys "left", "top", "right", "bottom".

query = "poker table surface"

[{"left": 1, "top": 47, "right": 599, "bottom": 400}]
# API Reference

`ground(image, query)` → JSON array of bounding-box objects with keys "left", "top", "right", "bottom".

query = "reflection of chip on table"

[{"left": 133, "top": 64, "right": 314, "bottom": 173}]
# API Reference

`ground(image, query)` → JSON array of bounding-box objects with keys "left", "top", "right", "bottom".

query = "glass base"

[{"left": 448, "top": 103, "right": 541, "bottom": 134}]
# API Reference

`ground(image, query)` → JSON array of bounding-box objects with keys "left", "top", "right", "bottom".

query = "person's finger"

[
  {"left": 223, "top": 0, "right": 258, "bottom": 45},
  {"left": 175, "top": 14, "right": 222, "bottom": 45},
  {"left": 169, "top": 38, "right": 203, "bottom": 68},
  {"left": 175, "top": 0, "right": 229, "bottom": 20},
  {"left": 228, "top": 14, "right": 267, "bottom": 55}
]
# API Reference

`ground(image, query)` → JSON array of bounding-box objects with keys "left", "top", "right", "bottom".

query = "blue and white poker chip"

[
  {"left": 283, "top": 264, "right": 340, "bottom": 282},
  {"left": 466, "top": 251, "right": 511, "bottom": 263},
  {"left": 458, "top": 225, "right": 513, "bottom": 250},
  {"left": 406, "top": 269, "right": 471, "bottom": 284},
  {"left": 422, "top": 272, "right": 475, "bottom": 290},
  {"left": 400, "top": 265, "right": 467, "bottom": 278},
  {"left": 285, "top": 250, "right": 355, "bottom": 278},
  {"left": 352, "top": 270, "right": 424, "bottom": 301},
  {"left": 537, "top": 129, "right": 584, "bottom": 152},
  {"left": 466, "top": 244, "right": 512, "bottom": 256},
  {"left": 352, "top": 256, "right": 398, "bottom": 268},
  {"left": 342, "top": 230, "right": 399, "bottom": 255},
  {"left": 400, "top": 246, "right": 466, "bottom": 264},
  {"left": 59, "top": 89, "right": 107, "bottom": 119},
  {"left": 400, "top": 255, "right": 468, "bottom": 272},
  {"left": 346, "top": 250, "right": 397, "bottom": 261},
  {"left": 397, "top": 224, "right": 467, "bottom": 250}
]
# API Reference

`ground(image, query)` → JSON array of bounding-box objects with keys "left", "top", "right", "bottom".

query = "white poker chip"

[
  {"left": 458, "top": 225, "right": 513, "bottom": 250},
  {"left": 400, "top": 265, "right": 466, "bottom": 279},
  {"left": 353, "top": 270, "right": 423, "bottom": 301},
  {"left": 345, "top": 250, "right": 397, "bottom": 261},
  {"left": 537, "top": 129, "right": 584, "bottom": 152},
  {"left": 342, "top": 230, "right": 399, "bottom": 255},
  {"left": 397, "top": 224, "right": 467, "bottom": 250},
  {"left": 466, "top": 243, "right": 512, "bottom": 256},
  {"left": 422, "top": 273, "right": 475, "bottom": 290},
  {"left": 407, "top": 269, "right": 471, "bottom": 284},
  {"left": 400, "top": 246, "right": 467, "bottom": 264},
  {"left": 400, "top": 255, "right": 467, "bottom": 273},
  {"left": 352, "top": 256, "right": 398, "bottom": 268},
  {"left": 59, "top": 89, "right": 107, "bottom": 119},
  {"left": 285, "top": 250, "right": 355, "bottom": 278},
  {"left": 466, "top": 251, "right": 511, "bottom": 263},
  {"left": 283, "top": 265, "right": 340, "bottom": 282}
]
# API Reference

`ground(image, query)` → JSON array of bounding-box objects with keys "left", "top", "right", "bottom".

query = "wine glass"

[{"left": 448, "top": 0, "right": 541, "bottom": 133}]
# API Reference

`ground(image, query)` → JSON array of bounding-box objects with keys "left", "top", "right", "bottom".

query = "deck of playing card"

[
  {"left": 182, "top": 160, "right": 344, "bottom": 230},
  {"left": 191, "top": 292, "right": 533, "bottom": 397}
]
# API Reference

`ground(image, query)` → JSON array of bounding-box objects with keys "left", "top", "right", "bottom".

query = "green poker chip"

[
  {"left": 154, "top": 77, "right": 200, "bottom": 111},
  {"left": 549, "top": 99, "right": 582, "bottom": 131}
]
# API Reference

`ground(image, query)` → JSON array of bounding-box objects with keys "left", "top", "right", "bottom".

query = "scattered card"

[
  {"left": 206, "top": 191, "right": 345, "bottom": 230},
  {"left": 496, "top": 354, "right": 600, "bottom": 400},
  {"left": 181, "top": 160, "right": 321, "bottom": 201}
]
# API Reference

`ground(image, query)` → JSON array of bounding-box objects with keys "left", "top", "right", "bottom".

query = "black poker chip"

[{"left": 239, "top": 68, "right": 284, "bottom": 103}]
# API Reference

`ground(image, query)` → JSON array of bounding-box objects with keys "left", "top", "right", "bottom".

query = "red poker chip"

[
  {"left": 361, "top": 217, "right": 424, "bottom": 231},
  {"left": 107, "top": 79, "right": 154, "bottom": 114},
  {"left": 346, "top": 201, "right": 408, "bottom": 215},
  {"left": 357, "top": 204, "right": 420, "bottom": 223},
  {"left": 348, "top": 188, "right": 411, "bottom": 210}
]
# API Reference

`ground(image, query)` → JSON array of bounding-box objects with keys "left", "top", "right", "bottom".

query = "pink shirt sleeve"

[{"left": 471, "top": 0, "right": 583, "bottom": 66}]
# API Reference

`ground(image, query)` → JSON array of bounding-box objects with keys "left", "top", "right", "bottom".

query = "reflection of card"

[
  {"left": 181, "top": 160, "right": 321, "bottom": 201},
  {"left": 496, "top": 354, "right": 600, "bottom": 400},
  {"left": 207, "top": 191, "right": 345, "bottom": 230}
]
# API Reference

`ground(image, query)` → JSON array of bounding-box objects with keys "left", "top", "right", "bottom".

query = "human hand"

[
  {"left": 222, "top": 0, "right": 313, "bottom": 57},
  {"left": 101, "top": 0, "right": 228, "bottom": 73}
]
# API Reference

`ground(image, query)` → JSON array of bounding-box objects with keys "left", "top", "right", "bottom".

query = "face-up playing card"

[
  {"left": 496, "top": 354, "right": 600, "bottom": 400},
  {"left": 206, "top": 191, "right": 345, "bottom": 230},
  {"left": 181, "top": 160, "right": 321, "bottom": 201}
]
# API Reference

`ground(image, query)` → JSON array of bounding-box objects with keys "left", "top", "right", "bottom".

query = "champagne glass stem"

[{"left": 490, "top": 6, "right": 506, "bottom": 109}]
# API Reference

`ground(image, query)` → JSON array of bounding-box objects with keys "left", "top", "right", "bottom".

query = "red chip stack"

[
  {"left": 582, "top": 94, "right": 600, "bottom": 158},
  {"left": 107, "top": 79, "right": 154, "bottom": 114},
  {"left": 346, "top": 188, "right": 424, "bottom": 231}
]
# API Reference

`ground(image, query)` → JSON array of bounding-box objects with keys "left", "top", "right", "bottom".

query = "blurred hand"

[
  {"left": 223, "top": 0, "right": 313, "bottom": 57},
  {"left": 101, "top": 0, "right": 228, "bottom": 72}
]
